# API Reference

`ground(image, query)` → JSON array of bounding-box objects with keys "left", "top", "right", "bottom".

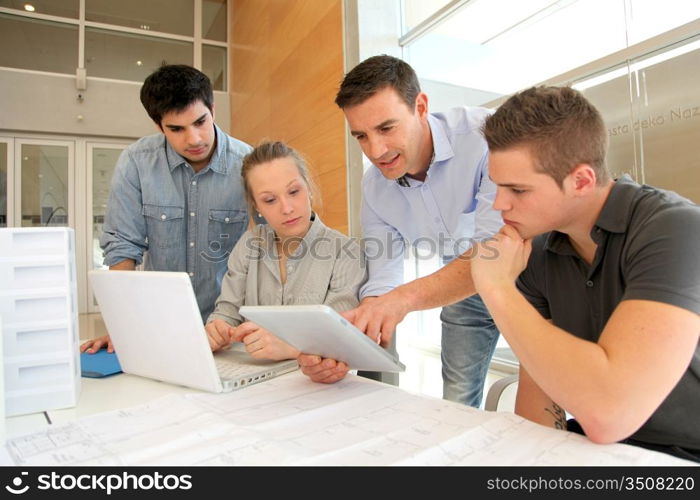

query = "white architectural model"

[{"left": 0, "top": 227, "right": 81, "bottom": 416}]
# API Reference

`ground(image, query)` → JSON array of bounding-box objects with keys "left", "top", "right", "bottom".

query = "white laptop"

[{"left": 88, "top": 270, "right": 299, "bottom": 393}]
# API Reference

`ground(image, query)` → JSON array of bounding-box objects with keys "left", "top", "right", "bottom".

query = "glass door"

[
  {"left": 86, "top": 142, "right": 128, "bottom": 312},
  {"left": 0, "top": 137, "right": 11, "bottom": 227},
  {"left": 13, "top": 139, "right": 74, "bottom": 228}
]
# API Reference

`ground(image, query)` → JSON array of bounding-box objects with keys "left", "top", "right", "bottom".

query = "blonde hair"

[{"left": 241, "top": 141, "right": 321, "bottom": 219}]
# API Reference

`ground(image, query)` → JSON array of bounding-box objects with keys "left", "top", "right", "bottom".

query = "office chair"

[{"left": 484, "top": 373, "right": 518, "bottom": 411}]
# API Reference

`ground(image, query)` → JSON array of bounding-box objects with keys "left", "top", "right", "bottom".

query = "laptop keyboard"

[{"left": 214, "top": 358, "right": 261, "bottom": 380}]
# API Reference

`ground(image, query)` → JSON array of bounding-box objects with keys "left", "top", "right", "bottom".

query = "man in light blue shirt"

[
  {"left": 335, "top": 55, "right": 502, "bottom": 407},
  {"left": 81, "top": 65, "right": 251, "bottom": 353}
]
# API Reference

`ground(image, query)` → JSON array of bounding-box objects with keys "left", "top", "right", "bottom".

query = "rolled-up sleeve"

[{"left": 100, "top": 149, "right": 148, "bottom": 266}]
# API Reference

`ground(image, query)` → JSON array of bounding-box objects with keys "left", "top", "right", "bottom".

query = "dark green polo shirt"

[{"left": 517, "top": 175, "right": 700, "bottom": 449}]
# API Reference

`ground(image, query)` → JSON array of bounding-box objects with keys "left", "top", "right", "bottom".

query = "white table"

[{"left": 2, "top": 371, "right": 694, "bottom": 466}]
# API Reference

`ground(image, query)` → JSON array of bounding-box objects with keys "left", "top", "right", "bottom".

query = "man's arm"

[
  {"left": 100, "top": 149, "right": 147, "bottom": 267},
  {"left": 345, "top": 253, "right": 477, "bottom": 346},
  {"left": 83, "top": 149, "right": 144, "bottom": 354},
  {"left": 473, "top": 227, "right": 700, "bottom": 444},
  {"left": 515, "top": 365, "right": 567, "bottom": 430},
  {"left": 346, "top": 165, "right": 492, "bottom": 346},
  {"left": 109, "top": 259, "right": 136, "bottom": 271}
]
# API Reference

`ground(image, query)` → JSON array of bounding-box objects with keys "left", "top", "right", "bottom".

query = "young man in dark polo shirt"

[{"left": 471, "top": 86, "right": 700, "bottom": 462}]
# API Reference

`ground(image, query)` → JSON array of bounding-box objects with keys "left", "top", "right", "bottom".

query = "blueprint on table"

[{"left": 2, "top": 373, "right": 692, "bottom": 466}]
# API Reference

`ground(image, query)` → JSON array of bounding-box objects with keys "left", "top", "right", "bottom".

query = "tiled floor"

[{"left": 78, "top": 312, "right": 519, "bottom": 412}]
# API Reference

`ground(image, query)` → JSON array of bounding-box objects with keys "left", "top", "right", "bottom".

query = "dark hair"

[
  {"left": 140, "top": 64, "right": 214, "bottom": 125},
  {"left": 335, "top": 55, "right": 421, "bottom": 110},
  {"left": 241, "top": 141, "right": 320, "bottom": 219},
  {"left": 482, "top": 86, "right": 610, "bottom": 187}
]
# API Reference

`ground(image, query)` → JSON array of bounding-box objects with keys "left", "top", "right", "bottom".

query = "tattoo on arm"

[{"left": 544, "top": 403, "right": 567, "bottom": 430}]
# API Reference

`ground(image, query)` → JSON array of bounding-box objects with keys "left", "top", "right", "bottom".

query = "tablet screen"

[{"left": 239, "top": 305, "right": 405, "bottom": 372}]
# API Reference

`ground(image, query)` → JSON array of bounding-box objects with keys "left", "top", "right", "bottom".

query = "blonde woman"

[{"left": 205, "top": 141, "right": 366, "bottom": 381}]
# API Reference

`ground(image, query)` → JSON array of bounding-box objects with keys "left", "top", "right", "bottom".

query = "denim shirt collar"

[{"left": 164, "top": 123, "right": 228, "bottom": 175}]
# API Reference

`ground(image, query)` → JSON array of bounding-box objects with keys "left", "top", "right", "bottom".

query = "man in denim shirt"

[{"left": 81, "top": 65, "right": 251, "bottom": 353}]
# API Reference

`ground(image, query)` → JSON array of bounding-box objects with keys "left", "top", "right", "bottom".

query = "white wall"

[
  {"left": 0, "top": 68, "right": 231, "bottom": 139},
  {"left": 420, "top": 79, "right": 502, "bottom": 112}
]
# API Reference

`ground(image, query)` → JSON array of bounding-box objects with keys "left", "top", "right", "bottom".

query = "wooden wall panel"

[{"left": 230, "top": 0, "right": 348, "bottom": 234}]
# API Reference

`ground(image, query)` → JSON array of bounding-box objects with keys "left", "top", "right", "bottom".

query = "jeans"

[{"left": 440, "top": 293, "right": 500, "bottom": 408}]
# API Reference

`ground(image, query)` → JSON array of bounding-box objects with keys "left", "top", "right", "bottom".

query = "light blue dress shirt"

[
  {"left": 360, "top": 106, "right": 503, "bottom": 299},
  {"left": 100, "top": 124, "right": 252, "bottom": 320}
]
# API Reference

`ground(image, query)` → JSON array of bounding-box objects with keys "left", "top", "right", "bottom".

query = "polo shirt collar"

[
  {"left": 592, "top": 174, "right": 638, "bottom": 233},
  {"left": 165, "top": 123, "right": 227, "bottom": 174},
  {"left": 544, "top": 175, "right": 639, "bottom": 256}
]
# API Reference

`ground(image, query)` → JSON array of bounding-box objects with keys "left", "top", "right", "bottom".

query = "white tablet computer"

[{"left": 239, "top": 305, "right": 405, "bottom": 373}]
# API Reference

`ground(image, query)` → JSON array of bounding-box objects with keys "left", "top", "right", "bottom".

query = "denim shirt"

[{"left": 100, "top": 124, "right": 252, "bottom": 321}]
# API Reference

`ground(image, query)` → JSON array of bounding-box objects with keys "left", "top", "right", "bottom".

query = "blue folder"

[{"left": 80, "top": 349, "right": 122, "bottom": 378}]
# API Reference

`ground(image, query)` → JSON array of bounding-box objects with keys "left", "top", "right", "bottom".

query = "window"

[
  {"left": 0, "top": 140, "right": 7, "bottom": 227},
  {"left": 400, "top": 0, "right": 700, "bottom": 348},
  {"left": 18, "top": 142, "right": 72, "bottom": 228},
  {"left": 202, "top": 44, "right": 227, "bottom": 91},
  {"left": 85, "top": 0, "right": 194, "bottom": 36},
  {"left": 0, "top": 0, "right": 78, "bottom": 18},
  {"left": 0, "top": 0, "right": 228, "bottom": 90},
  {"left": 85, "top": 27, "right": 193, "bottom": 81},
  {"left": 0, "top": 13, "right": 78, "bottom": 74},
  {"left": 576, "top": 36, "right": 700, "bottom": 202},
  {"left": 404, "top": 0, "right": 700, "bottom": 105},
  {"left": 203, "top": 0, "right": 227, "bottom": 42}
]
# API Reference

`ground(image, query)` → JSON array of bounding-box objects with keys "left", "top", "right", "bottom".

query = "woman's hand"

[
  {"left": 298, "top": 354, "right": 349, "bottom": 384},
  {"left": 232, "top": 321, "right": 300, "bottom": 360},
  {"left": 205, "top": 319, "right": 235, "bottom": 352}
]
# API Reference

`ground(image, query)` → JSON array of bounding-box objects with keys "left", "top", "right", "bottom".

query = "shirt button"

[
  {"left": 190, "top": 212, "right": 195, "bottom": 217},
  {"left": 191, "top": 180, "right": 197, "bottom": 186},
  {"left": 160, "top": 214, "right": 166, "bottom": 220},
  {"left": 224, "top": 217, "right": 230, "bottom": 222},
  {"left": 586, "top": 280, "right": 594, "bottom": 287},
  {"left": 189, "top": 241, "right": 195, "bottom": 247},
  {"left": 189, "top": 272, "right": 194, "bottom": 277}
]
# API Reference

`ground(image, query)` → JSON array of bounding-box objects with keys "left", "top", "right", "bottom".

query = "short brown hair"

[
  {"left": 241, "top": 141, "right": 320, "bottom": 219},
  {"left": 335, "top": 55, "right": 421, "bottom": 110},
  {"left": 482, "top": 86, "right": 610, "bottom": 187}
]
